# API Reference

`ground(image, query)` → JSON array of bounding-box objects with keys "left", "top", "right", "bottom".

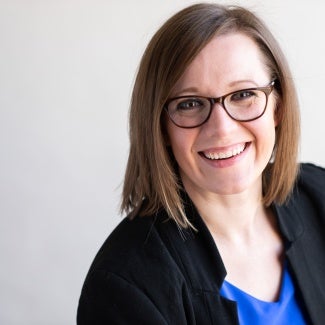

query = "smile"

[{"left": 201, "top": 143, "right": 247, "bottom": 160}]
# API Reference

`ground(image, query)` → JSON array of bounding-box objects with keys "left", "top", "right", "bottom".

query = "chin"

[{"left": 207, "top": 174, "right": 260, "bottom": 196}]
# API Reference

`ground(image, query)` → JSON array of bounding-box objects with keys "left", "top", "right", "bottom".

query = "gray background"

[{"left": 1, "top": 0, "right": 324, "bottom": 324}]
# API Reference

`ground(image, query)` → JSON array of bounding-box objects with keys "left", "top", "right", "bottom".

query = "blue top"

[{"left": 220, "top": 266, "right": 307, "bottom": 325}]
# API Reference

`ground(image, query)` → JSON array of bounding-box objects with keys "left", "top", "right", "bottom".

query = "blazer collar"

[
  {"left": 273, "top": 195, "right": 304, "bottom": 244},
  {"left": 157, "top": 191, "right": 227, "bottom": 293},
  {"left": 160, "top": 189, "right": 306, "bottom": 293}
]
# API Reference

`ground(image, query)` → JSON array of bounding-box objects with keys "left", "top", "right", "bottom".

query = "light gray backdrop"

[{"left": 1, "top": 0, "right": 324, "bottom": 324}]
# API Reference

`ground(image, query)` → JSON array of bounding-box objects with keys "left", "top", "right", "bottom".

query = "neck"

[{"left": 185, "top": 181, "right": 270, "bottom": 242}]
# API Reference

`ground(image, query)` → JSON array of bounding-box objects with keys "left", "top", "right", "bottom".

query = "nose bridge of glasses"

[
  {"left": 204, "top": 94, "right": 238, "bottom": 128},
  {"left": 209, "top": 96, "right": 225, "bottom": 109}
]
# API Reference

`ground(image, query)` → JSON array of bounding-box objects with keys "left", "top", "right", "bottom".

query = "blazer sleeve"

[{"left": 77, "top": 270, "right": 169, "bottom": 325}]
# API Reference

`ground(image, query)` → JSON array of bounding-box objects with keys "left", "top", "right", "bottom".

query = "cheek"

[
  {"left": 268, "top": 95, "right": 279, "bottom": 127},
  {"left": 252, "top": 117, "right": 277, "bottom": 160},
  {"left": 254, "top": 98, "right": 278, "bottom": 132},
  {"left": 245, "top": 105, "right": 277, "bottom": 152},
  {"left": 166, "top": 123, "right": 197, "bottom": 160},
  {"left": 167, "top": 129, "right": 186, "bottom": 157}
]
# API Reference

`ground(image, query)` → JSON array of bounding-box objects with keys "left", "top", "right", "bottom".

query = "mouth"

[{"left": 200, "top": 142, "right": 249, "bottom": 161}]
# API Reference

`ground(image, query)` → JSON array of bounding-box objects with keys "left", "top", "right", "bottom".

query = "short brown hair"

[{"left": 121, "top": 3, "right": 300, "bottom": 228}]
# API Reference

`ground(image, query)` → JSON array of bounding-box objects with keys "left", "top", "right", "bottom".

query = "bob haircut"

[{"left": 121, "top": 3, "right": 300, "bottom": 228}]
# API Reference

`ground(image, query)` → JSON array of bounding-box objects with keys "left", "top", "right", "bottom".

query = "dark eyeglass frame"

[{"left": 164, "top": 80, "right": 276, "bottom": 128}]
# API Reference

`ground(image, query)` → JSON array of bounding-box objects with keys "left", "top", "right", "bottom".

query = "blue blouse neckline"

[{"left": 220, "top": 264, "right": 307, "bottom": 324}]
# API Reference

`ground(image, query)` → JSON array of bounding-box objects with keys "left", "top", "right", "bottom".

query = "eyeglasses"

[{"left": 164, "top": 80, "right": 276, "bottom": 128}]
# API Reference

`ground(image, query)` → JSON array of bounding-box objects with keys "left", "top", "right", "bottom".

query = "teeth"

[{"left": 204, "top": 144, "right": 246, "bottom": 160}]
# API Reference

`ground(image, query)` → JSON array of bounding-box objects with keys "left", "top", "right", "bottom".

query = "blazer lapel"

[{"left": 275, "top": 186, "right": 325, "bottom": 325}]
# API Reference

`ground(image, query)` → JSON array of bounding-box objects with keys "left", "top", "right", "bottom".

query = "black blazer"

[{"left": 77, "top": 163, "right": 325, "bottom": 324}]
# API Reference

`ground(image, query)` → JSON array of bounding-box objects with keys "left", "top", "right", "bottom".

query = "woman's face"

[{"left": 165, "top": 32, "right": 278, "bottom": 199}]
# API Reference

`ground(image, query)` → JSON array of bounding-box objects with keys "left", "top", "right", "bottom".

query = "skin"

[{"left": 166, "top": 32, "right": 283, "bottom": 302}]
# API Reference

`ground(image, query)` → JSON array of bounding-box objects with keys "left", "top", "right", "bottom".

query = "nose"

[{"left": 203, "top": 102, "right": 238, "bottom": 136}]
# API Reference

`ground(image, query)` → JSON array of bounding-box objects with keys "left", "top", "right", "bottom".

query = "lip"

[{"left": 199, "top": 142, "right": 251, "bottom": 168}]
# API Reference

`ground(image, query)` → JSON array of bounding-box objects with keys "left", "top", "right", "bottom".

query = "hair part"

[{"left": 121, "top": 3, "right": 300, "bottom": 228}]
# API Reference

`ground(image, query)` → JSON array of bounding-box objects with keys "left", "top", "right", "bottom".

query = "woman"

[{"left": 77, "top": 3, "right": 325, "bottom": 324}]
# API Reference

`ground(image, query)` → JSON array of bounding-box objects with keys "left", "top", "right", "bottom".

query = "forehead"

[{"left": 172, "top": 32, "right": 269, "bottom": 93}]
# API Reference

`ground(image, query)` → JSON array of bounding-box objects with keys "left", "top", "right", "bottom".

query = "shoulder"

[
  {"left": 297, "top": 163, "right": 325, "bottom": 202},
  {"left": 274, "top": 163, "right": 325, "bottom": 241},
  {"left": 77, "top": 213, "right": 192, "bottom": 324},
  {"left": 299, "top": 162, "right": 325, "bottom": 186},
  {"left": 79, "top": 211, "right": 191, "bottom": 296},
  {"left": 85, "top": 213, "right": 183, "bottom": 281},
  {"left": 281, "top": 162, "right": 325, "bottom": 233}
]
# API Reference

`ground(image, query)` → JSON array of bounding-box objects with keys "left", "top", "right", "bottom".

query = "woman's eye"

[
  {"left": 231, "top": 90, "right": 256, "bottom": 101},
  {"left": 177, "top": 99, "right": 203, "bottom": 110}
]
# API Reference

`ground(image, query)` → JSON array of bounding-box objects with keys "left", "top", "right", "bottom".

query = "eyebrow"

[
  {"left": 172, "top": 87, "right": 199, "bottom": 97},
  {"left": 172, "top": 79, "right": 260, "bottom": 97},
  {"left": 228, "top": 79, "right": 259, "bottom": 88}
]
